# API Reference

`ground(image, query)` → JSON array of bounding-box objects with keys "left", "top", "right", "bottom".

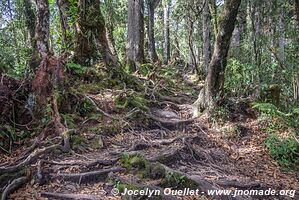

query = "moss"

[
  {"left": 62, "top": 114, "right": 77, "bottom": 129},
  {"left": 115, "top": 92, "right": 148, "bottom": 111},
  {"left": 89, "top": 136, "right": 103, "bottom": 149},
  {"left": 139, "top": 63, "right": 155, "bottom": 76},
  {"left": 77, "top": 83, "right": 103, "bottom": 94},
  {"left": 148, "top": 163, "right": 166, "bottom": 179},
  {"left": 160, "top": 172, "right": 198, "bottom": 189},
  {"left": 83, "top": 120, "right": 122, "bottom": 135},
  {"left": 70, "top": 135, "right": 85, "bottom": 147},
  {"left": 121, "top": 154, "right": 149, "bottom": 170}
]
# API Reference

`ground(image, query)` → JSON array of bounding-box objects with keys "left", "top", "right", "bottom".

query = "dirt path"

[{"left": 1, "top": 70, "right": 298, "bottom": 200}]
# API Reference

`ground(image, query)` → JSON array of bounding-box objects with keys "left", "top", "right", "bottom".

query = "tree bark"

[
  {"left": 104, "top": 0, "right": 118, "bottom": 58},
  {"left": 278, "top": 7, "right": 285, "bottom": 63},
  {"left": 23, "top": 0, "right": 39, "bottom": 69},
  {"left": 295, "top": 0, "right": 299, "bottom": 27},
  {"left": 147, "top": 0, "right": 160, "bottom": 62},
  {"left": 163, "top": 0, "right": 170, "bottom": 64},
  {"left": 194, "top": 0, "right": 241, "bottom": 113},
  {"left": 56, "top": 0, "right": 72, "bottom": 48},
  {"left": 35, "top": 0, "right": 50, "bottom": 58},
  {"left": 74, "top": 0, "right": 117, "bottom": 66},
  {"left": 202, "top": 0, "right": 212, "bottom": 74},
  {"left": 126, "top": 0, "right": 145, "bottom": 71},
  {"left": 188, "top": 20, "right": 198, "bottom": 74},
  {"left": 209, "top": 0, "right": 218, "bottom": 38}
]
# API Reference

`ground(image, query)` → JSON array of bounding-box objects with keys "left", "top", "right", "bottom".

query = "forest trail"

[{"left": 2, "top": 67, "right": 298, "bottom": 200}]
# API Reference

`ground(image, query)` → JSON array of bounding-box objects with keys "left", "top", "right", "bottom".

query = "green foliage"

[
  {"left": 76, "top": 98, "right": 95, "bottom": 117},
  {"left": 0, "top": 126, "right": 31, "bottom": 154},
  {"left": 66, "top": 62, "right": 87, "bottom": 75},
  {"left": 160, "top": 171, "right": 197, "bottom": 189},
  {"left": 265, "top": 134, "right": 299, "bottom": 170},
  {"left": 225, "top": 58, "right": 256, "bottom": 96},
  {"left": 120, "top": 154, "right": 166, "bottom": 180},
  {"left": 253, "top": 103, "right": 299, "bottom": 129},
  {"left": 139, "top": 63, "right": 154, "bottom": 76},
  {"left": 164, "top": 172, "right": 187, "bottom": 187},
  {"left": 121, "top": 154, "right": 148, "bottom": 170}
]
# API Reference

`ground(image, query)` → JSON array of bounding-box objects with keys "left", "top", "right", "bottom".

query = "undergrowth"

[{"left": 253, "top": 102, "right": 299, "bottom": 171}]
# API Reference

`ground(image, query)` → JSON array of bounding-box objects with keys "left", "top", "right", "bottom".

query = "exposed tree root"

[
  {"left": 157, "top": 94, "right": 187, "bottom": 104},
  {"left": 52, "top": 167, "right": 125, "bottom": 184},
  {"left": 128, "top": 142, "right": 161, "bottom": 151},
  {"left": 0, "top": 144, "right": 62, "bottom": 175},
  {"left": 108, "top": 173, "right": 180, "bottom": 200},
  {"left": 148, "top": 147, "right": 182, "bottom": 163},
  {"left": 159, "top": 164, "right": 248, "bottom": 200},
  {"left": 40, "top": 192, "right": 102, "bottom": 200},
  {"left": 147, "top": 112, "right": 195, "bottom": 128},
  {"left": 215, "top": 179, "right": 261, "bottom": 189},
  {"left": 1, "top": 176, "right": 28, "bottom": 200},
  {"left": 84, "top": 94, "right": 119, "bottom": 120}
]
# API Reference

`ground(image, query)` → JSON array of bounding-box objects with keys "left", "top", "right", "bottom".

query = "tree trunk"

[
  {"left": 31, "top": 0, "right": 65, "bottom": 113},
  {"left": 56, "top": 0, "right": 72, "bottom": 48},
  {"left": 104, "top": 0, "right": 118, "bottom": 58},
  {"left": 202, "top": 1, "right": 212, "bottom": 74},
  {"left": 295, "top": 0, "right": 299, "bottom": 27},
  {"left": 126, "top": 0, "right": 145, "bottom": 71},
  {"left": 188, "top": 20, "right": 198, "bottom": 74},
  {"left": 35, "top": 0, "right": 50, "bottom": 58},
  {"left": 24, "top": 0, "right": 39, "bottom": 69},
  {"left": 147, "top": 0, "right": 159, "bottom": 62},
  {"left": 278, "top": 8, "right": 285, "bottom": 63},
  {"left": 74, "top": 0, "right": 117, "bottom": 67},
  {"left": 250, "top": 2, "right": 262, "bottom": 88},
  {"left": 163, "top": 0, "right": 170, "bottom": 64},
  {"left": 209, "top": 0, "right": 218, "bottom": 38},
  {"left": 194, "top": 0, "right": 241, "bottom": 113}
]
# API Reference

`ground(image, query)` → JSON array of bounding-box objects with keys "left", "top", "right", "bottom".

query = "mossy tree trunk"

[
  {"left": 202, "top": 1, "right": 212, "bottom": 74},
  {"left": 147, "top": 0, "right": 160, "bottom": 62},
  {"left": 56, "top": 0, "right": 72, "bottom": 48},
  {"left": 24, "top": 0, "right": 39, "bottom": 70},
  {"left": 163, "top": 0, "right": 171, "bottom": 64},
  {"left": 126, "top": 0, "right": 145, "bottom": 71},
  {"left": 74, "top": 0, "right": 117, "bottom": 67},
  {"left": 194, "top": 0, "right": 241, "bottom": 113}
]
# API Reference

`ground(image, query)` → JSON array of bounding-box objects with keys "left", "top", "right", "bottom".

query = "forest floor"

[{"left": 1, "top": 64, "right": 298, "bottom": 200}]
